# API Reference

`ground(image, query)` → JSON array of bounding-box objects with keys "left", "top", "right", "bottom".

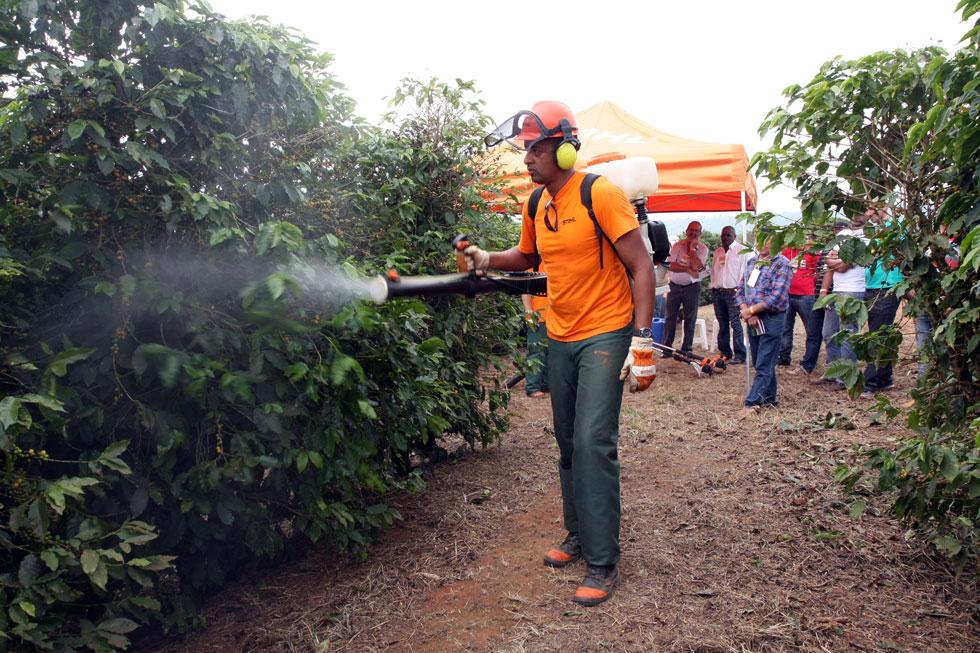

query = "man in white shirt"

[
  {"left": 818, "top": 215, "right": 869, "bottom": 388},
  {"left": 709, "top": 226, "right": 748, "bottom": 364},
  {"left": 663, "top": 221, "right": 709, "bottom": 356}
]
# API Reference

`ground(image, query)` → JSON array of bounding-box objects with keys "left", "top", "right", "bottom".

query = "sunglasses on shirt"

[{"left": 542, "top": 198, "right": 559, "bottom": 233}]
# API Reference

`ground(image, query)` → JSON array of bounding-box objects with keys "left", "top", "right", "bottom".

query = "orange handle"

[{"left": 451, "top": 234, "right": 470, "bottom": 272}]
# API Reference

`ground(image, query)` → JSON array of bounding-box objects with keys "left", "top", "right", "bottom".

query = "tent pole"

[{"left": 740, "top": 191, "right": 748, "bottom": 242}]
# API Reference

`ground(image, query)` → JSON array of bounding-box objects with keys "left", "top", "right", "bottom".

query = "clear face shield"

[{"left": 484, "top": 110, "right": 557, "bottom": 150}]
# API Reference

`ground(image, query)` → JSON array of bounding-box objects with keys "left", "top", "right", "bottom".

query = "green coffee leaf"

[
  {"left": 67, "top": 119, "right": 86, "bottom": 140},
  {"left": 0, "top": 396, "right": 23, "bottom": 430},
  {"left": 98, "top": 617, "right": 139, "bottom": 634}
]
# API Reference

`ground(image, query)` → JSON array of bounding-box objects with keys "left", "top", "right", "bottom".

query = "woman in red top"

[{"left": 778, "top": 244, "right": 822, "bottom": 369}]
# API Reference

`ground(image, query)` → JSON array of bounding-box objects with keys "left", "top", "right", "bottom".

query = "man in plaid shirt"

[{"left": 736, "top": 231, "right": 793, "bottom": 416}]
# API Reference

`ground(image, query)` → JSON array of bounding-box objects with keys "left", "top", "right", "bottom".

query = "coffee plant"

[
  {"left": 750, "top": 1, "right": 979, "bottom": 570},
  {"left": 0, "top": 1, "right": 521, "bottom": 649}
]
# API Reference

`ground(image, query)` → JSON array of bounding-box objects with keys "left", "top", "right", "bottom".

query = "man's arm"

[
  {"left": 826, "top": 249, "right": 853, "bottom": 273},
  {"left": 487, "top": 247, "right": 537, "bottom": 272},
  {"left": 462, "top": 209, "right": 537, "bottom": 273},
  {"left": 615, "top": 229, "right": 655, "bottom": 332},
  {"left": 820, "top": 267, "right": 834, "bottom": 297},
  {"left": 667, "top": 242, "right": 688, "bottom": 274},
  {"left": 756, "top": 259, "right": 791, "bottom": 312},
  {"left": 695, "top": 243, "right": 709, "bottom": 277}
]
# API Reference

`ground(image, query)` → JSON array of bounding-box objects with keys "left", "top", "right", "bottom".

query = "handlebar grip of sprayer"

[{"left": 451, "top": 234, "right": 470, "bottom": 273}]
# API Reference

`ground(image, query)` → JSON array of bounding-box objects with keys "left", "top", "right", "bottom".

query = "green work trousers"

[
  {"left": 525, "top": 319, "right": 549, "bottom": 395},
  {"left": 547, "top": 322, "right": 631, "bottom": 566}
]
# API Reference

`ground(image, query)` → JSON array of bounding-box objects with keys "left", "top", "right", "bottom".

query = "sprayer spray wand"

[{"left": 365, "top": 234, "right": 548, "bottom": 304}]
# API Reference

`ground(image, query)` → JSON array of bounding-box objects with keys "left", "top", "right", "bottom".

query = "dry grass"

[{"left": 160, "top": 310, "right": 977, "bottom": 652}]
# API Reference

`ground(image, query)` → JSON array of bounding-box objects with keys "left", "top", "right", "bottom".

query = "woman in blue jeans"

[{"left": 736, "top": 233, "right": 794, "bottom": 417}]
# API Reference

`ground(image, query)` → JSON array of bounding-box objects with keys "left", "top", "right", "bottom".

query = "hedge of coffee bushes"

[{"left": 0, "top": 2, "right": 522, "bottom": 649}]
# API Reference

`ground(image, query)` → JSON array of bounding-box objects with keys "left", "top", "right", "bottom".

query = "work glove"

[
  {"left": 461, "top": 245, "right": 490, "bottom": 272},
  {"left": 619, "top": 336, "right": 656, "bottom": 393}
]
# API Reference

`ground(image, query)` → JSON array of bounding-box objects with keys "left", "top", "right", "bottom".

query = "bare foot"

[
  {"left": 738, "top": 406, "right": 760, "bottom": 419},
  {"left": 529, "top": 391, "right": 548, "bottom": 398}
]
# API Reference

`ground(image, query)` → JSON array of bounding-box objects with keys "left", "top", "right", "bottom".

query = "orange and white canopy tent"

[{"left": 485, "top": 100, "right": 758, "bottom": 213}]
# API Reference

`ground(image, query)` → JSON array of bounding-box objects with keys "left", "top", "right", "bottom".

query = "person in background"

[
  {"left": 861, "top": 206, "right": 903, "bottom": 397},
  {"left": 817, "top": 214, "right": 869, "bottom": 389},
  {"left": 911, "top": 229, "right": 959, "bottom": 378},
  {"left": 808, "top": 220, "right": 850, "bottom": 383},
  {"left": 778, "top": 237, "right": 821, "bottom": 368},
  {"left": 709, "top": 225, "right": 747, "bottom": 364},
  {"left": 663, "top": 221, "right": 708, "bottom": 356},
  {"left": 914, "top": 312, "right": 933, "bottom": 379},
  {"left": 736, "top": 229, "right": 793, "bottom": 416},
  {"left": 521, "top": 281, "right": 550, "bottom": 398},
  {"left": 654, "top": 286, "right": 666, "bottom": 320},
  {"left": 471, "top": 100, "right": 655, "bottom": 607},
  {"left": 800, "top": 231, "right": 832, "bottom": 379}
]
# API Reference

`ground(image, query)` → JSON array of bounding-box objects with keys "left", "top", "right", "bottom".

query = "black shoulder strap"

[
  {"left": 527, "top": 186, "right": 545, "bottom": 272},
  {"left": 580, "top": 173, "right": 630, "bottom": 275},
  {"left": 528, "top": 186, "right": 545, "bottom": 223}
]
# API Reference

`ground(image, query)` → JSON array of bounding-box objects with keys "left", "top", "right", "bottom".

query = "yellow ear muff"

[{"left": 555, "top": 141, "right": 577, "bottom": 170}]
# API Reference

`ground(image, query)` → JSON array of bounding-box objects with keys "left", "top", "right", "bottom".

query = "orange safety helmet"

[
  {"left": 518, "top": 101, "right": 578, "bottom": 146},
  {"left": 485, "top": 101, "right": 580, "bottom": 169}
]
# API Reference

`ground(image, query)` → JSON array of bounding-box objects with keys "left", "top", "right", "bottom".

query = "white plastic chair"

[{"left": 693, "top": 318, "right": 709, "bottom": 351}]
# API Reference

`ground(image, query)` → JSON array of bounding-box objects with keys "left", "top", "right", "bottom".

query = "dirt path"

[{"left": 164, "top": 315, "right": 976, "bottom": 652}]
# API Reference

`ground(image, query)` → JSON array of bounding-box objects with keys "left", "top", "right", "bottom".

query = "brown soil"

[{"left": 160, "top": 311, "right": 977, "bottom": 652}]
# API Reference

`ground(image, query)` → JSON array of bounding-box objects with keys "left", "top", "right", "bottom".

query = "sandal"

[{"left": 738, "top": 406, "right": 761, "bottom": 419}]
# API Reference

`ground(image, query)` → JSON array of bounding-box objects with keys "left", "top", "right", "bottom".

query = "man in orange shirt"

[{"left": 468, "top": 101, "right": 655, "bottom": 606}]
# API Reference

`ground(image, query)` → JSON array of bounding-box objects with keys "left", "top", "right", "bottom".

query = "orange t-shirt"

[{"left": 518, "top": 172, "right": 637, "bottom": 342}]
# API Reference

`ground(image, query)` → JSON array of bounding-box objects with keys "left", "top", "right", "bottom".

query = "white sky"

[{"left": 207, "top": 0, "right": 968, "bottom": 213}]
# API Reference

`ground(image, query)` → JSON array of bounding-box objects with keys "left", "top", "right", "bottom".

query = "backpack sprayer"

[{"left": 589, "top": 155, "right": 727, "bottom": 378}]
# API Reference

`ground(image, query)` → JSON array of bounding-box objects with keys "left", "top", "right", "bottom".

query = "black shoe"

[
  {"left": 572, "top": 564, "right": 619, "bottom": 607},
  {"left": 861, "top": 382, "right": 893, "bottom": 398},
  {"left": 777, "top": 360, "right": 791, "bottom": 367},
  {"left": 729, "top": 358, "right": 745, "bottom": 365},
  {"left": 543, "top": 532, "right": 582, "bottom": 567}
]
